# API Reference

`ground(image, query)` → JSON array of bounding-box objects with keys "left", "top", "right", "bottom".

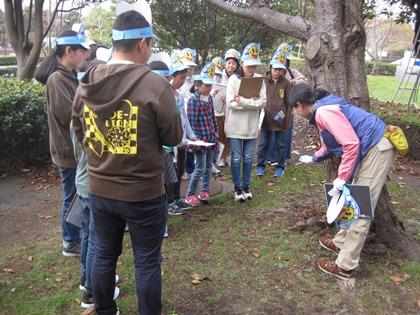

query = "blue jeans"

[
  {"left": 88, "top": 194, "right": 167, "bottom": 315},
  {"left": 187, "top": 150, "right": 213, "bottom": 195},
  {"left": 80, "top": 196, "right": 95, "bottom": 295},
  {"left": 257, "top": 130, "right": 286, "bottom": 169},
  {"left": 58, "top": 167, "right": 80, "bottom": 245},
  {"left": 229, "top": 138, "right": 257, "bottom": 191},
  {"left": 185, "top": 151, "right": 195, "bottom": 175},
  {"left": 284, "top": 127, "right": 293, "bottom": 160}
]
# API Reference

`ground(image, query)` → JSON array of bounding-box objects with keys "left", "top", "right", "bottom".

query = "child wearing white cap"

[{"left": 225, "top": 42, "right": 266, "bottom": 202}]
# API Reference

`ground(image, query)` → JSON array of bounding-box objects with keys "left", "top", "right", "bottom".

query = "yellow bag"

[{"left": 384, "top": 125, "right": 409, "bottom": 156}]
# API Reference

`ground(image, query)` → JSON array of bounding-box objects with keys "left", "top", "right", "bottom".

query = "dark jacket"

[
  {"left": 46, "top": 65, "right": 78, "bottom": 168},
  {"left": 72, "top": 63, "right": 182, "bottom": 202},
  {"left": 262, "top": 76, "right": 292, "bottom": 131}
]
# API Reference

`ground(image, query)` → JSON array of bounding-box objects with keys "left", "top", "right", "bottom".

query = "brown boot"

[
  {"left": 319, "top": 236, "right": 340, "bottom": 255},
  {"left": 319, "top": 259, "right": 353, "bottom": 280}
]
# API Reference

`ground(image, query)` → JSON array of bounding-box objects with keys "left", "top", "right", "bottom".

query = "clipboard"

[
  {"left": 238, "top": 77, "right": 264, "bottom": 98},
  {"left": 212, "top": 83, "right": 227, "bottom": 114},
  {"left": 65, "top": 194, "right": 84, "bottom": 228},
  {"left": 323, "top": 184, "right": 374, "bottom": 219}
]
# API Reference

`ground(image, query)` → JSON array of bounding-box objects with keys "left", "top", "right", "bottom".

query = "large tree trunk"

[{"left": 207, "top": 0, "right": 420, "bottom": 262}]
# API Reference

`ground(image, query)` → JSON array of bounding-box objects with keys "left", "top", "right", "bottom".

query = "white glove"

[
  {"left": 299, "top": 155, "right": 314, "bottom": 164},
  {"left": 332, "top": 178, "right": 346, "bottom": 193}
]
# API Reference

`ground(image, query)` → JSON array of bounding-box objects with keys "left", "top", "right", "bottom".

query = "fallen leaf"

[
  {"left": 390, "top": 201, "right": 399, "bottom": 205},
  {"left": 389, "top": 275, "right": 408, "bottom": 285},
  {"left": 191, "top": 279, "right": 201, "bottom": 285},
  {"left": 3, "top": 268, "right": 15, "bottom": 273},
  {"left": 252, "top": 252, "right": 261, "bottom": 258},
  {"left": 117, "top": 261, "right": 123, "bottom": 266},
  {"left": 267, "top": 182, "right": 275, "bottom": 186},
  {"left": 21, "top": 168, "right": 31, "bottom": 173},
  {"left": 191, "top": 273, "right": 208, "bottom": 281},
  {"left": 267, "top": 190, "right": 275, "bottom": 194},
  {"left": 82, "top": 307, "right": 95, "bottom": 315},
  {"left": 28, "top": 256, "right": 33, "bottom": 262},
  {"left": 416, "top": 300, "right": 420, "bottom": 308},
  {"left": 38, "top": 215, "right": 52, "bottom": 219},
  {"left": 10, "top": 288, "right": 16, "bottom": 293}
]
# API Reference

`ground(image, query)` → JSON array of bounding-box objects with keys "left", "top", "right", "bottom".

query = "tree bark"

[{"left": 207, "top": 0, "right": 420, "bottom": 262}]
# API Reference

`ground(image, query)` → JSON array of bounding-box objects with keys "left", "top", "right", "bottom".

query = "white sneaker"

[
  {"left": 212, "top": 164, "right": 221, "bottom": 174},
  {"left": 218, "top": 159, "right": 226, "bottom": 167},
  {"left": 243, "top": 189, "right": 253, "bottom": 200},
  {"left": 234, "top": 191, "right": 245, "bottom": 202},
  {"left": 79, "top": 274, "right": 120, "bottom": 291},
  {"left": 81, "top": 287, "right": 120, "bottom": 308}
]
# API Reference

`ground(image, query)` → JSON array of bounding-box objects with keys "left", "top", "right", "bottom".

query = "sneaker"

[
  {"left": 62, "top": 241, "right": 81, "bottom": 257},
  {"left": 81, "top": 292, "right": 94, "bottom": 308},
  {"left": 81, "top": 287, "right": 120, "bottom": 308},
  {"left": 256, "top": 166, "right": 265, "bottom": 177},
  {"left": 270, "top": 162, "right": 279, "bottom": 167},
  {"left": 274, "top": 167, "right": 285, "bottom": 177},
  {"left": 168, "top": 202, "right": 186, "bottom": 215},
  {"left": 234, "top": 190, "right": 245, "bottom": 202},
  {"left": 79, "top": 276, "right": 86, "bottom": 291},
  {"left": 164, "top": 226, "right": 169, "bottom": 238},
  {"left": 79, "top": 274, "right": 119, "bottom": 291},
  {"left": 318, "top": 259, "right": 353, "bottom": 280},
  {"left": 185, "top": 194, "right": 200, "bottom": 206},
  {"left": 175, "top": 198, "right": 194, "bottom": 210},
  {"left": 243, "top": 189, "right": 253, "bottom": 200},
  {"left": 211, "top": 164, "right": 221, "bottom": 174},
  {"left": 319, "top": 236, "right": 340, "bottom": 255},
  {"left": 198, "top": 191, "right": 210, "bottom": 204}
]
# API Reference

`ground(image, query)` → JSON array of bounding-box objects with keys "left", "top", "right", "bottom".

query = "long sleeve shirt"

[
  {"left": 187, "top": 91, "right": 218, "bottom": 152},
  {"left": 225, "top": 73, "right": 266, "bottom": 139}
]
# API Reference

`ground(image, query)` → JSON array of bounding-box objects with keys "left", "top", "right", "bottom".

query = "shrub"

[
  {"left": 0, "top": 67, "right": 17, "bottom": 77},
  {"left": 0, "top": 78, "right": 49, "bottom": 160},
  {"left": 365, "top": 62, "right": 397, "bottom": 76},
  {"left": 0, "top": 56, "right": 17, "bottom": 66}
]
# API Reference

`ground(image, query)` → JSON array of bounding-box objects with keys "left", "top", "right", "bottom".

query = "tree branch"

[
  {"left": 43, "top": 0, "right": 65, "bottom": 39},
  {"left": 4, "top": 0, "right": 19, "bottom": 48},
  {"left": 24, "top": 0, "right": 34, "bottom": 49},
  {"left": 206, "top": 0, "right": 312, "bottom": 41}
]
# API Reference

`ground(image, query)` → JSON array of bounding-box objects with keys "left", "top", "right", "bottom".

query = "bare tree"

[
  {"left": 207, "top": 0, "right": 420, "bottom": 261},
  {"left": 4, "top": 0, "right": 103, "bottom": 80},
  {"left": 366, "top": 18, "right": 395, "bottom": 75}
]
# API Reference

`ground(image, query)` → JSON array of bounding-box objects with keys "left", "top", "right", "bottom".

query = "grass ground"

[
  {"left": 367, "top": 75, "right": 416, "bottom": 106},
  {"left": 1, "top": 165, "right": 419, "bottom": 315}
]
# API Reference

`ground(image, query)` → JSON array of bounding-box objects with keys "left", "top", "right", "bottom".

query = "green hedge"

[
  {"left": 0, "top": 79, "right": 49, "bottom": 160},
  {"left": 365, "top": 62, "right": 397, "bottom": 76},
  {"left": 0, "top": 56, "right": 17, "bottom": 66},
  {"left": 0, "top": 67, "right": 17, "bottom": 77}
]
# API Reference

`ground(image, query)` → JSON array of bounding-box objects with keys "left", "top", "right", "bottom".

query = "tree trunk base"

[{"left": 372, "top": 186, "right": 420, "bottom": 262}]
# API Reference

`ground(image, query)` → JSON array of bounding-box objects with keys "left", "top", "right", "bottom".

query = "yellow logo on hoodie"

[{"left": 83, "top": 100, "right": 138, "bottom": 157}]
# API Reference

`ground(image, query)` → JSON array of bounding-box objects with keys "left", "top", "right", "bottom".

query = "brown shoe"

[
  {"left": 319, "top": 236, "right": 340, "bottom": 255},
  {"left": 318, "top": 259, "right": 353, "bottom": 280}
]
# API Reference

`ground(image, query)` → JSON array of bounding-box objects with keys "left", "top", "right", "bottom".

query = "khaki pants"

[{"left": 333, "top": 137, "right": 396, "bottom": 271}]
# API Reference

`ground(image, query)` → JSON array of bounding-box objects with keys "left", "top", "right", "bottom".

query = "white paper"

[
  {"left": 186, "top": 139, "right": 216, "bottom": 147},
  {"left": 215, "top": 142, "right": 225, "bottom": 165}
]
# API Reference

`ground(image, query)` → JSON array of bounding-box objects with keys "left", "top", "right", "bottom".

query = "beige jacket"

[{"left": 225, "top": 73, "right": 266, "bottom": 139}]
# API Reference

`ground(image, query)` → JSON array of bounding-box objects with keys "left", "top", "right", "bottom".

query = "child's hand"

[
  {"left": 253, "top": 96, "right": 260, "bottom": 101},
  {"left": 234, "top": 95, "right": 241, "bottom": 103},
  {"left": 220, "top": 96, "right": 226, "bottom": 103}
]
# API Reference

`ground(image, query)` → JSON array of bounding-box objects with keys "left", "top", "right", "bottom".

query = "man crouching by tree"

[
  {"left": 72, "top": 9, "right": 182, "bottom": 315},
  {"left": 289, "top": 83, "right": 396, "bottom": 280}
]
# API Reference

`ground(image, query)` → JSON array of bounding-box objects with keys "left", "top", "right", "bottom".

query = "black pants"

[
  {"left": 88, "top": 194, "right": 167, "bottom": 315},
  {"left": 168, "top": 148, "right": 186, "bottom": 203}
]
